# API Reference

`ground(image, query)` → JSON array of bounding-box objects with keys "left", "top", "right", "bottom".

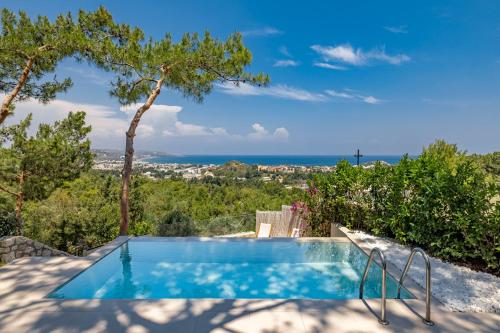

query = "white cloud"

[
  {"left": 120, "top": 103, "right": 185, "bottom": 138},
  {"left": 273, "top": 59, "right": 300, "bottom": 67},
  {"left": 161, "top": 129, "right": 174, "bottom": 137},
  {"left": 3, "top": 98, "right": 128, "bottom": 139},
  {"left": 2, "top": 98, "right": 229, "bottom": 143},
  {"left": 2, "top": 96, "right": 291, "bottom": 148},
  {"left": 361, "top": 96, "right": 382, "bottom": 104},
  {"left": 325, "top": 89, "right": 382, "bottom": 104},
  {"left": 241, "top": 27, "right": 283, "bottom": 37},
  {"left": 312, "top": 44, "right": 364, "bottom": 65},
  {"left": 325, "top": 90, "right": 355, "bottom": 99},
  {"left": 172, "top": 121, "right": 218, "bottom": 137},
  {"left": 217, "top": 82, "right": 326, "bottom": 102},
  {"left": 248, "top": 123, "right": 269, "bottom": 140},
  {"left": 137, "top": 124, "right": 155, "bottom": 137},
  {"left": 311, "top": 44, "right": 410, "bottom": 66},
  {"left": 218, "top": 82, "right": 381, "bottom": 105},
  {"left": 273, "top": 127, "right": 289, "bottom": 140},
  {"left": 248, "top": 123, "right": 289, "bottom": 141},
  {"left": 313, "top": 62, "right": 347, "bottom": 70},
  {"left": 120, "top": 103, "right": 182, "bottom": 115},
  {"left": 211, "top": 127, "right": 229, "bottom": 136},
  {"left": 279, "top": 46, "right": 291, "bottom": 57},
  {"left": 164, "top": 121, "right": 289, "bottom": 142},
  {"left": 369, "top": 49, "right": 411, "bottom": 65},
  {"left": 384, "top": 25, "right": 408, "bottom": 34}
]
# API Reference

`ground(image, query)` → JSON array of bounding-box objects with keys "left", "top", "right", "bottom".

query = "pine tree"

[
  {"left": 98, "top": 30, "right": 269, "bottom": 235},
  {"left": 0, "top": 6, "right": 126, "bottom": 124},
  {"left": 0, "top": 9, "right": 79, "bottom": 124},
  {"left": 0, "top": 112, "right": 93, "bottom": 233}
]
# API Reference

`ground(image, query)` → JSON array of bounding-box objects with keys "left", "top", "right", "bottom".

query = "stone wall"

[{"left": 0, "top": 236, "right": 70, "bottom": 263}]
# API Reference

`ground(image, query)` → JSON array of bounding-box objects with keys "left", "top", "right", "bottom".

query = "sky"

[{"left": 2, "top": 0, "right": 500, "bottom": 155}]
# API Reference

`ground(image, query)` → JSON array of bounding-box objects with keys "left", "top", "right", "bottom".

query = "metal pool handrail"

[
  {"left": 397, "top": 247, "right": 434, "bottom": 326},
  {"left": 359, "top": 247, "right": 389, "bottom": 325}
]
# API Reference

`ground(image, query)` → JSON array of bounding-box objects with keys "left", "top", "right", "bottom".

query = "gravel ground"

[{"left": 342, "top": 228, "right": 500, "bottom": 313}]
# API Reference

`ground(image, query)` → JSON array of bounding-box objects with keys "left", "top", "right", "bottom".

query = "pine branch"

[{"left": 0, "top": 184, "right": 17, "bottom": 197}]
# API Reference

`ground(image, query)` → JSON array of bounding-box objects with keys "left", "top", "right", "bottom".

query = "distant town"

[{"left": 92, "top": 149, "right": 389, "bottom": 189}]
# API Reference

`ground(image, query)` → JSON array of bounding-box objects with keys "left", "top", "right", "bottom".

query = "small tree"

[
  {"left": 99, "top": 31, "right": 269, "bottom": 235},
  {"left": 0, "top": 111, "right": 93, "bottom": 233}
]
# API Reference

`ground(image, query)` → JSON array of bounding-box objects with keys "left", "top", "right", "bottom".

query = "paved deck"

[{"left": 0, "top": 238, "right": 498, "bottom": 332}]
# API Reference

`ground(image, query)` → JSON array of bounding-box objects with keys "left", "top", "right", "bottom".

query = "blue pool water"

[{"left": 49, "top": 239, "right": 413, "bottom": 300}]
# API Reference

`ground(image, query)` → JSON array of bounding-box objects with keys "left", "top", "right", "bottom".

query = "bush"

[
  {"left": 23, "top": 174, "right": 120, "bottom": 255},
  {"left": 302, "top": 141, "right": 500, "bottom": 273},
  {"left": 0, "top": 210, "right": 17, "bottom": 237},
  {"left": 198, "top": 215, "right": 254, "bottom": 236},
  {"left": 303, "top": 160, "right": 371, "bottom": 236},
  {"left": 156, "top": 210, "right": 197, "bottom": 236}
]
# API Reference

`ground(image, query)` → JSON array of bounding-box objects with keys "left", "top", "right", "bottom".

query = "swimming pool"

[{"left": 49, "top": 238, "right": 413, "bottom": 300}]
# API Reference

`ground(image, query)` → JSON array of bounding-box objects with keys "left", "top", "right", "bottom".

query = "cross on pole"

[{"left": 354, "top": 149, "right": 363, "bottom": 166}]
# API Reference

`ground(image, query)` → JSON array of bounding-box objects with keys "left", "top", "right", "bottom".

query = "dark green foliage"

[
  {"left": 141, "top": 177, "right": 299, "bottom": 226},
  {"left": 97, "top": 30, "right": 270, "bottom": 105},
  {"left": 303, "top": 141, "right": 500, "bottom": 273},
  {"left": 199, "top": 215, "right": 254, "bottom": 236},
  {"left": 0, "top": 6, "right": 125, "bottom": 123},
  {"left": 0, "top": 8, "right": 76, "bottom": 105},
  {"left": 21, "top": 171, "right": 300, "bottom": 253},
  {"left": 303, "top": 160, "right": 370, "bottom": 237},
  {"left": 23, "top": 173, "right": 120, "bottom": 255},
  {"left": 156, "top": 210, "right": 196, "bottom": 237},
  {"left": 470, "top": 152, "right": 500, "bottom": 182},
  {"left": 0, "top": 210, "right": 16, "bottom": 237},
  {"left": 0, "top": 112, "right": 93, "bottom": 235},
  {"left": 0, "top": 112, "right": 93, "bottom": 201},
  {"left": 128, "top": 177, "right": 148, "bottom": 234}
]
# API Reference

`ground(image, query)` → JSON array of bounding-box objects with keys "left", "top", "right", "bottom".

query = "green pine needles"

[{"left": 1, "top": 6, "right": 269, "bottom": 236}]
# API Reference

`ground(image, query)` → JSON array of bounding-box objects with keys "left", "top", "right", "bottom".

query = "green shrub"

[
  {"left": 303, "top": 141, "right": 500, "bottom": 273},
  {"left": 156, "top": 210, "right": 197, "bottom": 237},
  {"left": 0, "top": 210, "right": 17, "bottom": 237},
  {"left": 23, "top": 174, "right": 120, "bottom": 255},
  {"left": 303, "top": 160, "right": 371, "bottom": 236},
  {"left": 198, "top": 215, "right": 253, "bottom": 236}
]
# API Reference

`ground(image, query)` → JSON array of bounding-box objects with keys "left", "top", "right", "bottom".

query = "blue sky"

[{"left": 3, "top": 0, "right": 500, "bottom": 155}]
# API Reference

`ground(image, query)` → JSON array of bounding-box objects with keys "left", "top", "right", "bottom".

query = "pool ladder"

[{"left": 359, "top": 247, "right": 434, "bottom": 326}]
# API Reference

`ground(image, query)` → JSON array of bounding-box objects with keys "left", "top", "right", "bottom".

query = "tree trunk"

[
  {"left": 119, "top": 78, "right": 164, "bottom": 235},
  {"left": 0, "top": 57, "right": 35, "bottom": 125},
  {"left": 15, "top": 171, "right": 26, "bottom": 235}
]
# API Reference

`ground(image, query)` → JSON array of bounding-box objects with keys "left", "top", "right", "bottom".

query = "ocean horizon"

[{"left": 146, "top": 155, "right": 412, "bottom": 166}]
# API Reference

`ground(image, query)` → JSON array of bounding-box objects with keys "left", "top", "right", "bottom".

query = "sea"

[{"left": 146, "top": 155, "right": 409, "bottom": 166}]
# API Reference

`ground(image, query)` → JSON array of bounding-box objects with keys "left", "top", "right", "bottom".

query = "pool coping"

[
  {"left": 132, "top": 236, "right": 354, "bottom": 242},
  {"left": 43, "top": 236, "right": 131, "bottom": 298},
  {"left": 86, "top": 235, "right": 131, "bottom": 261}
]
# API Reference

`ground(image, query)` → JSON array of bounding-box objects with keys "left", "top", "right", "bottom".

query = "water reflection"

[{"left": 119, "top": 242, "right": 137, "bottom": 298}]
